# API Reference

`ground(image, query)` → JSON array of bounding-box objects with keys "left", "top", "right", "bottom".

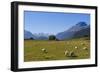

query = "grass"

[{"left": 24, "top": 37, "right": 90, "bottom": 62}]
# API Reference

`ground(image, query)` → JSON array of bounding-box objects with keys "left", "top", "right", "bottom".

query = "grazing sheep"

[
  {"left": 41, "top": 48, "right": 47, "bottom": 53},
  {"left": 69, "top": 51, "right": 76, "bottom": 57},
  {"left": 83, "top": 47, "right": 87, "bottom": 50},
  {"left": 64, "top": 50, "right": 69, "bottom": 56},
  {"left": 81, "top": 43, "right": 85, "bottom": 45},
  {"left": 75, "top": 46, "right": 78, "bottom": 49}
]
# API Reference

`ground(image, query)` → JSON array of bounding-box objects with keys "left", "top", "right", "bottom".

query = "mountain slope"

[
  {"left": 73, "top": 25, "right": 90, "bottom": 38},
  {"left": 24, "top": 30, "right": 48, "bottom": 40},
  {"left": 24, "top": 30, "right": 36, "bottom": 39},
  {"left": 56, "top": 22, "right": 90, "bottom": 40}
]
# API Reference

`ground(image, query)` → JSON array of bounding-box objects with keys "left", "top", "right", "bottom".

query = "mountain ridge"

[
  {"left": 56, "top": 22, "right": 90, "bottom": 40},
  {"left": 24, "top": 22, "right": 90, "bottom": 40}
]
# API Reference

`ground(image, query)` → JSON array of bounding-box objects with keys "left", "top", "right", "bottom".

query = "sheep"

[
  {"left": 69, "top": 51, "right": 76, "bottom": 57},
  {"left": 75, "top": 46, "right": 78, "bottom": 49},
  {"left": 83, "top": 47, "right": 87, "bottom": 50},
  {"left": 81, "top": 43, "right": 85, "bottom": 45},
  {"left": 41, "top": 48, "right": 47, "bottom": 53},
  {"left": 64, "top": 50, "right": 69, "bottom": 56}
]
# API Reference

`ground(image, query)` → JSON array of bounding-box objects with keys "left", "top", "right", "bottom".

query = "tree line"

[{"left": 26, "top": 35, "right": 59, "bottom": 40}]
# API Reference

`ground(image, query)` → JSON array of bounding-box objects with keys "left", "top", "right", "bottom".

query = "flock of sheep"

[{"left": 41, "top": 43, "right": 88, "bottom": 58}]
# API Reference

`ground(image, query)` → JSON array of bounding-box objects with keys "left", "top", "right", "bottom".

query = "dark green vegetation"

[
  {"left": 24, "top": 37, "right": 90, "bottom": 62},
  {"left": 49, "top": 35, "right": 59, "bottom": 41},
  {"left": 49, "top": 35, "right": 56, "bottom": 40}
]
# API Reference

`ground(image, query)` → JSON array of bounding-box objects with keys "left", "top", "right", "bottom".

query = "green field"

[{"left": 24, "top": 38, "right": 90, "bottom": 62}]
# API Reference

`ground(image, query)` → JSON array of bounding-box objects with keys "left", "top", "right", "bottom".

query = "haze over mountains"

[
  {"left": 24, "top": 30, "right": 49, "bottom": 40},
  {"left": 24, "top": 22, "right": 90, "bottom": 40}
]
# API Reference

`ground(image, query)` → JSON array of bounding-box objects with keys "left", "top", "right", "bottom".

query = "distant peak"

[{"left": 76, "top": 22, "right": 87, "bottom": 27}]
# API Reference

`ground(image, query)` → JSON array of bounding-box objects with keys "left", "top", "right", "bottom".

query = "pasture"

[{"left": 24, "top": 38, "right": 90, "bottom": 62}]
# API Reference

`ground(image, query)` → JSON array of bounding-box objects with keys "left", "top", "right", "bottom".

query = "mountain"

[
  {"left": 36, "top": 36, "right": 48, "bottom": 40},
  {"left": 56, "top": 22, "right": 90, "bottom": 40},
  {"left": 24, "top": 30, "right": 48, "bottom": 40},
  {"left": 24, "top": 30, "right": 36, "bottom": 39},
  {"left": 33, "top": 33, "right": 49, "bottom": 40},
  {"left": 73, "top": 25, "right": 90, "bottom": 38},
  {"left": 24, "top": 22, "right": 90, "bottom": 40}
]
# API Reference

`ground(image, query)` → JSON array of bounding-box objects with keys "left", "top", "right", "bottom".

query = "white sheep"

[
  {"left": 69, "top": 51, "right": 76, "bottom": 57},
  {"left": 64, "top": 50, "right": 69, "bottom": 56},
  {"left": 81, "top": 43, "right": 85, "bottom": 45},
  {"left": 41, "top": 48, "right": 47, "bottom": 53},
  {"left": 75, "top": 46, "right": 78, "bottom": 49},
  {"left": 83, "top": 47, "right": 87, "bottom": 50}
]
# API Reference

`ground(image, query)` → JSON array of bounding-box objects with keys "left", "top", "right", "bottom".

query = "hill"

[{"left": 56, "top": 22, "right": 90, "bottom": 40}]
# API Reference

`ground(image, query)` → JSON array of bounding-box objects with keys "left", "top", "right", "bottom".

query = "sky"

[{"left": 24, "top": 11, "right": 90, "bottom": 35}]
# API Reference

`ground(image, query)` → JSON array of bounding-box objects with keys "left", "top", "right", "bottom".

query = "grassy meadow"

[{"left": 24, "top": 38, "right": 90, "bottom": 62}]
